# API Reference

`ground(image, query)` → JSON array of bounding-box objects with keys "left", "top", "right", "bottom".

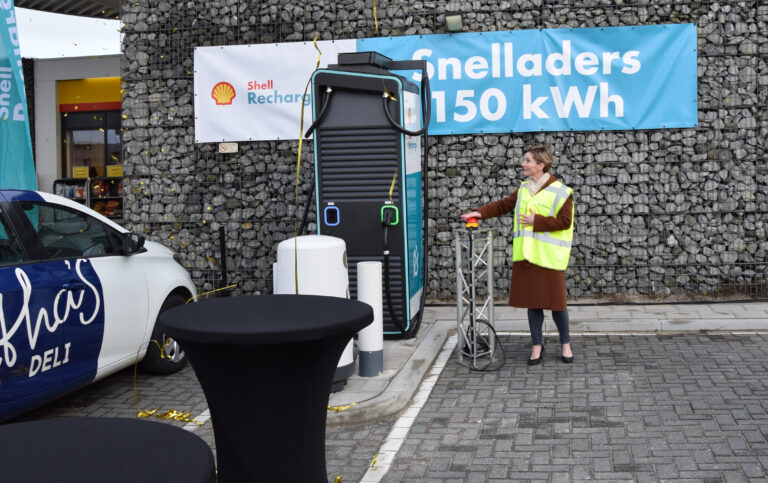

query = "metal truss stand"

[{"left": 455, "top": 227, "right": 496, "bottom": 370}]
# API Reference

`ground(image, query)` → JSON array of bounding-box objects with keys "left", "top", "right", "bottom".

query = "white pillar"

[
  {"left": 274, "top": 236, "right": 354, "bottom": 390},
  {"left": 357, "top": 261, "right": 383, "bottom": 376}
]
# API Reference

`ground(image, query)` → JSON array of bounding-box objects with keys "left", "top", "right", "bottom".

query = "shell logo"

[{"left": 211, "top": 82, "right": 236, "bottom": 105}]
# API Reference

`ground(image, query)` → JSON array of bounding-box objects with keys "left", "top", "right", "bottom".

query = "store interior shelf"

[{"left": 53, "top": 177, "right": 123, "bottom": 219}]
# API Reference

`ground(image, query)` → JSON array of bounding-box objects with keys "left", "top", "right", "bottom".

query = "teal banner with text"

[
  {"left": 0, "top": 0, "right": 37, "bottom": 190},
  {"left": 359, "top": 24, "right": 698, "bottom": 134}
]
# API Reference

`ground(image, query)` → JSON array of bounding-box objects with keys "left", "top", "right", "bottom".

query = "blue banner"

[
  {"left": 359, "top": 24, "right": 697, "bottom": 135},
  {"left": 0, "top": 0, "right": 37, "bottom": 190}
]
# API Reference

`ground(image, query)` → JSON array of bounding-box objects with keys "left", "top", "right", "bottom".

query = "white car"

[{"left": 0, "top": 189, "right": 196, "bottom": 421}]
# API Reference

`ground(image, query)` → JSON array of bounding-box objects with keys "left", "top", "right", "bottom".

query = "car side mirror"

[{"left": 121, "top": 232, "right": 146, "bottom": 255}]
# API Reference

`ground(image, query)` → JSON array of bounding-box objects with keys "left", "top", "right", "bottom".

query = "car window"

[
  {"left": 19, "top": 201, "right": 123, "bottom": 260},
  {"left": 0, "top": 208, "right": 24, "bottom": 266}
]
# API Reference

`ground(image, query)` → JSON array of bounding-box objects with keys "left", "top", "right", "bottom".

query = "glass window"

[
  {"left": 106, "top": 110, "right": 122, "bottom": 169},
  {"left": 19, "top": 202, "right": 123, "bottom": 260},
  {"left": 62, "top": 111, "right": 121, "bottom": 178},
  {"left": 0, "top": 208, "right": 24, "bottom": 266}
]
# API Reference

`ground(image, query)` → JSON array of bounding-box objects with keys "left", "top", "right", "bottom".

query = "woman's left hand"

[{"left": 519, "top": 207, "right": 536, "bottom": 227}]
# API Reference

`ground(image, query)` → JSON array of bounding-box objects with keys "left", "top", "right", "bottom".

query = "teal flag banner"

[{"left": 0, "top": 0, "right": 37, "bottom": 190}]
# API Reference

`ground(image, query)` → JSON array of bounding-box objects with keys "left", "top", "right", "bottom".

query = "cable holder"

[{"left": 455, "top": 225, "right": 498, "bottom": 370}]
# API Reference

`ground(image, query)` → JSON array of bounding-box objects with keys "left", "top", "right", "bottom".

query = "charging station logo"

[
  {"left": 211, "top": 82, "right": 236, "bottom": 105},
  {"left": 246, "top": 79, "right": 310, "bottom": 107}
]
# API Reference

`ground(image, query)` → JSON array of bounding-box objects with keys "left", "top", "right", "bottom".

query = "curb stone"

[{"left": 327, "top": 322, "right": 450, "bottom": 427}]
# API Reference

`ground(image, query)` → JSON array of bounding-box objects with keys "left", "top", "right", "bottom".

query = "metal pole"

[
  {"left": 487, "top": 230, "right": 494, "bottom": 355},
  {"left": 219, "top": 225, "right": 229, "bottom": 296},
  {"left": 467, "top": 227, "right": 476, "bottom": 366},
  {"left": 455, "top": 234, "right": 464, "bottom": 363}
]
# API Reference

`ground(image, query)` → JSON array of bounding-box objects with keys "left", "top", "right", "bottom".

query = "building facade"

[{"left": 116, "top": 0, "right": 767, "bottom": 301}]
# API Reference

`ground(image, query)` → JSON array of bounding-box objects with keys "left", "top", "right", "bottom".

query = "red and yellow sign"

[
  {"left": 58, "top": 77, "right": 121, "bottom": 113},
  {"left": 211, "top": 82, "right": 236, "bottom": 105}
]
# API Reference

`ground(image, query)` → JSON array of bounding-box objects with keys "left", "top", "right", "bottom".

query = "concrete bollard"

[{"left": 357, "top": 261, "right": 383, "bottom": 377}]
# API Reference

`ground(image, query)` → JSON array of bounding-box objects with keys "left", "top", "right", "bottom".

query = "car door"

[
  {"left": 14, "top": 197, "right": 148, "bottom": 384},
  {"left": 0, "top": 198, "right": 66, "bottom": 421}
]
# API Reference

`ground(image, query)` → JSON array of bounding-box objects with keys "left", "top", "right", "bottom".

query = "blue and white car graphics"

[
  {"left": 0, "top": 258, "right": 104, "bottom": 419},
  {"left": 0, "top": 190, "right": 195, "bottom": 421}
]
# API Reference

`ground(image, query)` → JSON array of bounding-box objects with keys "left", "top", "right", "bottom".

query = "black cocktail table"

[
  {"left": 159, "top": 294, "right": 373, "bottom": 482},
  {"left": 0, "top": 417, "right": 215, "bottom": 483}
]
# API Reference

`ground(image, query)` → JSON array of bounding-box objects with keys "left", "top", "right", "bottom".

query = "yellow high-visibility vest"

[{"left": 512, "top": 180, "right": 574, "bottom": 271}]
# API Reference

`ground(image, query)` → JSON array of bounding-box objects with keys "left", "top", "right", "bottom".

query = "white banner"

[
  {"left": 194, "top": 40, "right": 356, "bottom": 143},
  {"left": 195, "top": 25, "right": 697, "bottom": 142}
]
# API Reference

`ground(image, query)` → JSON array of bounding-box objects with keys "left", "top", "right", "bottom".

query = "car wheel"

[{"left": 140, "top": 294, "right": 188, "bottom": 375}]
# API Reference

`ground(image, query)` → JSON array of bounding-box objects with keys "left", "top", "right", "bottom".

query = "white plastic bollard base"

[{"left": 273, "top": 235, "right": 354, "bottom": 389}]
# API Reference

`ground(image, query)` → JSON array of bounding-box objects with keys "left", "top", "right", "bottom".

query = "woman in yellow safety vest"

[{"left": 461, "top": 144, "right": 575, "bottom": 365}]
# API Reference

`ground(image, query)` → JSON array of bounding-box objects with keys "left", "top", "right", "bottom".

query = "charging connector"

[
  {"left": 381, "top": 204, "right": 406, "bottom": 333},
  {"left": 381, "top": 205, "right": 399, "bottom": 226}
]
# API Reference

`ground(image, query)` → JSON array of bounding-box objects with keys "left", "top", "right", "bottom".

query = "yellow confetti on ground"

[{"left": 327, "top": 402, "right": 357, "bottom": 412}]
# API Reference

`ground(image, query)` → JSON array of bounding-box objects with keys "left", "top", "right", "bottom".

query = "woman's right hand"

[{"left": 460, "top": 211, "right": 481, "bottom": 220}]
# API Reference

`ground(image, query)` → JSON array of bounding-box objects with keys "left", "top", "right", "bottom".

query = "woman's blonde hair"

[{"left": 525, "top": 144, "right": 554, "bottom": 173}]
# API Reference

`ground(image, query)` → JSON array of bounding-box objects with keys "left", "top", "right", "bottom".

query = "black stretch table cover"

[
  {"left": 159, "top": 294, "right": 374, "bottom": 483},
  {"left": 0, "top": 417, "right": 215, "bottom": 483}
]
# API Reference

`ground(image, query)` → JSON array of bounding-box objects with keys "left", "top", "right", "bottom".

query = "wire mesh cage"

[{"left": 118, "top": 0, "right": 767, "bottom": 302}]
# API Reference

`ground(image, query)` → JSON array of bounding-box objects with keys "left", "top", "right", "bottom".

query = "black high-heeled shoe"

[
  {"left": 527, "top": 346, "right": 543, "bottom": 366},
  {"left": 560, "top": 345, "right": 574, "bottom": 363}
]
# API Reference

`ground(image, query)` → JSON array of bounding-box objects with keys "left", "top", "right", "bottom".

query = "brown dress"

[{"left": 476, "top": 176, "right": 573, "bottom": 311}]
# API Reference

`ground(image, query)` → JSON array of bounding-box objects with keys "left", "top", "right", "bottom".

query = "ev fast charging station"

[{"left": 309, "top": 52, "right": 430, "bottom": 338}]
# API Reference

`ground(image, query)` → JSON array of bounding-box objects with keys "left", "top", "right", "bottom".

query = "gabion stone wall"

[{"left": 119, "top": 0, "right": 767, "bottom": 302}]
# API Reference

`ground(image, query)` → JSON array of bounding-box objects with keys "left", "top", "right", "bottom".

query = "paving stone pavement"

[
  {"left": 378, "top": 333, "right": 768, "bottom": 482},
  {"left": 12, "top": 331, "right": 768, "bottom": 482},
  {"left": 11, "top": 364, "right": 213, "bottom": 441},
  {"left": 12, "top": 359, "right": 394, "bottom": 481}
]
